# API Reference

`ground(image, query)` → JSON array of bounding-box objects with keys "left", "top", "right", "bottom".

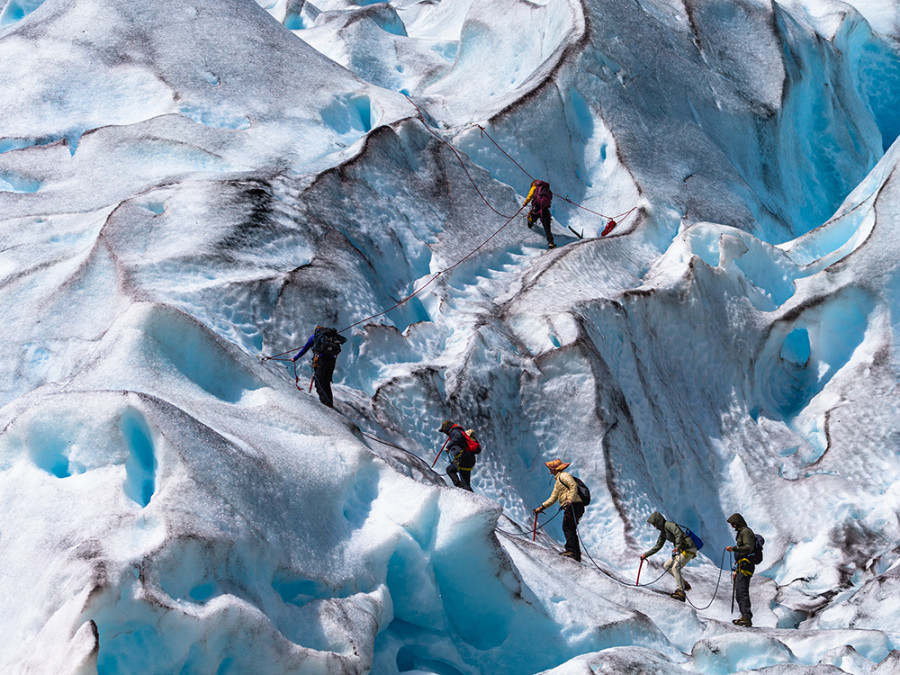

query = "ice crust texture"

[{"left": 1, "top": 0, "right": 900, "bottom": 673}]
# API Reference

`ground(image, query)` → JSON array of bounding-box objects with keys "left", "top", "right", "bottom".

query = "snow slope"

[{"left": 1, "top": 0, "right": 900, "bottom": 672}]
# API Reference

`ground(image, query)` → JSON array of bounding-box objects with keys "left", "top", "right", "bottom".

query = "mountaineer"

[
  {"left": 641, "top": 512, "right": 698, "bottom": 601},
  {"left": 726, "top": 513, "right": 760, "bottom": 627},
  {"left": 293, "top": 326, "right": 347, "bottom": 407},
  {"left": 523, "top": 179, "right": 556, "bottom": 249},
  {"left": 437, "top": 421, "right": 481, "bottom": 491},
  {"left": 534, "top": 459, "right": 587, "bottom": 562}
]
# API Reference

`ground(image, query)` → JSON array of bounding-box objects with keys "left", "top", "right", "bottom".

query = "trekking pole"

[
  {"left": 308, "top": 375, "right": 314, "bottom": 393},
  {"left": 731, "top": 569, "right": 736, "bottom": 613},
  {"left": 636, "top": 557, "right": 644, "bottom": 586},
  {"left": 533, "top": 512, "right": 539, "bottom": 542},
  {"left": 430, "top": 438, "right": 449, "bottom": 468}
]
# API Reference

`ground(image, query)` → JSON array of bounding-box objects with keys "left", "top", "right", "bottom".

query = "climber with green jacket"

[
  {"left": 726, "top": 513, "right": 756, "bottom": 627},
  {"left": 641, "top": 511, "right": 697, "bottom": 602}
]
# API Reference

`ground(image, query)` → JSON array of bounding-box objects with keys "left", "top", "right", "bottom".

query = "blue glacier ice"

[{"left": 1, "top": 0, "right": 900, "bottom": 672}]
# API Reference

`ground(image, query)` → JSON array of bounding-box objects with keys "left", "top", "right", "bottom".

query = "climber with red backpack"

[
  {"left": 534, "top": 459, "right": 590, "bottom": 562},
  {"left": 523, "top": 179, "right": 556, "bottom": 249},
  {"left": 437, "top": 421, "right": 481, "bottom": 491},
  {"left": 293, "top": 325, "right": 347, "bottom": 408}
]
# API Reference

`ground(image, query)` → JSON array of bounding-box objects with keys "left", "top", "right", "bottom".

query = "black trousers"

[
  {"left": 447, "top": 452, "right": 475, "bottom": 491},
  {"left": 313, "top": 355, "right": 336, "bottom": 407},
  {"left": 528, "top": 209, "right": 554, "bottom": 246},
  {"left": 735, "top": 561, "right": 754, "bottom": 618},
  {"left": 563, "top": 503, "right": 585, "bottom": 558}
]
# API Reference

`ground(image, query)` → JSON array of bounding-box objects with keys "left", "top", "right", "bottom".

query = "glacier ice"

[{"left": 1, "top": 0, "right": 900, "bottom": 673}]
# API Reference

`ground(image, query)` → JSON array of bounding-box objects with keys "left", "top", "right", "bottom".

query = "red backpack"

[{"left": 453, "top": 425, "right": 481, "bottom": 454}]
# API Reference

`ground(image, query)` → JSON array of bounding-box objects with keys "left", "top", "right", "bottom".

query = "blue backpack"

[{"left": 678, "top": 524, "right": 704, "bottom": 551}]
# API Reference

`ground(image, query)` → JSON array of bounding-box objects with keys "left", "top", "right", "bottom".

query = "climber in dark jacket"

[
  {"left": 293, "top": 326, "right": 346, "bottom": 407},
  {"left": 438, "top": 420, "right": 480, "bottom": 491},
  {"left": 727, "top": 513, "right": 756, "bottom": 627}
]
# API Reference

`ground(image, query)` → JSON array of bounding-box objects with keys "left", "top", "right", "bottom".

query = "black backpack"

[
  {"left": 748, "top": 534, "right": 765, "bottom": 564},
  {"left": 573, "top": 476, "right": 591, "bottom": 506},
  {"left": 311, "top": 326, "right": 346, "bottom": 356}
]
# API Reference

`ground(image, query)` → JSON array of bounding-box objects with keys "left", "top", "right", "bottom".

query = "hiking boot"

[
  {"left": 560, "top": 550, "right": 582, "bottom": 562},
  {"left": 548, "top": 243, "right": 557, "bottom": 249},
  {"left": 670, "top": 589, "right": 686, "bottom": 602},
  {"left": 684, "top": 582, "right": 691, "bottom": 591},
  {"left": 733, "top": 616, "right": 752, "bottom": 627}
]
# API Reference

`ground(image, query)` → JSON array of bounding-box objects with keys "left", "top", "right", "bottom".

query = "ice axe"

[
  {"left": 430, "top": 437, "right": 450, "bottom": 468},
  {"left": 636, "top": 557, "right": 644, "bottom": 586},
  {"left": 567, "top": 225, "right": 584, "bottom": 239}
]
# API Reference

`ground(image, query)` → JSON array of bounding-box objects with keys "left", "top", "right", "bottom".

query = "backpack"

[
  {"left": 573, "top": 476, "right": 591, "bottom": 506},
  {"left": 460, "top": 429, "right": 481, "bottom": 454},
  {"left": 678, "top": 524, "right": 704, "bottom": 551},
  {"left": 312, "top": 326, "right": 346, "bottom": 356},
  {"left": 748, "top": 534, "right": 765, "bottom": 564},
  {"left": 532, "top": 180, "right": 552, "bottom": 212}
]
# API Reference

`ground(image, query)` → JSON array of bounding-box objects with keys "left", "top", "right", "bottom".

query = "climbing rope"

[
  {"left": 472, "top": 124, "right": 534, "bottom": 181},
  {"left": 472, "top": 123, "right": 640, "bottom": 226},
  {"left": 338, "top": 203, "right": 525, "bottom": 334},
  {"left": 360, "top": 431, "right": 409, "bottom": 452},
  {"left": 578, "top": 534, "right": 666, "bottom": 587},
  {"left": 260, "top": 97, "right": 639, "bottom": 364},
  {"left": 256, "top": 352, "right": 309, "bottom": 391},
  {"left": 684, "top": 548, "right": 731, "bottom": 611},
  {"left": 258, "top": 199, "right": 524, "bottom": 359},
  {"left": 579, "top": 537, "right": 731, "bottom": 609},
  {"left": 406, "top": 95, "right": 518, "bottom": 219},
  {"left": 495, "top": 508, "right": 563, "bottom": 539}
]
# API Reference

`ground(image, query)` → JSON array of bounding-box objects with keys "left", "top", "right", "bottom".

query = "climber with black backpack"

[
  {"left": 523, "top": 179, "right": 556, "bottom": 249},
  {"left": 534, "top": 459, "right": 588, "bottom": 562},
  {"left": 726, "top": 513, "right": 761, "bottom": 627},
  {"left": 437, "top": 421, "right": 481, "bottom": 491},
  {"left": 293, "top": 326, "right": 347, "bottom": 408}
]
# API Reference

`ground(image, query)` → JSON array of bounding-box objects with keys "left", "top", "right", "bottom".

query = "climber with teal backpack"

[
  {"left": 641, "top": 512, "right": 701, "bottom": 601},
  {"left": 293, "top": 325, "right": 347, "bottom": 408}
]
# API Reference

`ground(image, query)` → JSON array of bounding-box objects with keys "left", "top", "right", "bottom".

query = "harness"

[{"left": 735, "top": 557, "right": 754, "bottom": 576}]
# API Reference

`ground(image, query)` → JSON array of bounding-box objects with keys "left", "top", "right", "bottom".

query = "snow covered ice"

[{"left": 2, "top": 0, "right": 900, "bottom": 672}]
